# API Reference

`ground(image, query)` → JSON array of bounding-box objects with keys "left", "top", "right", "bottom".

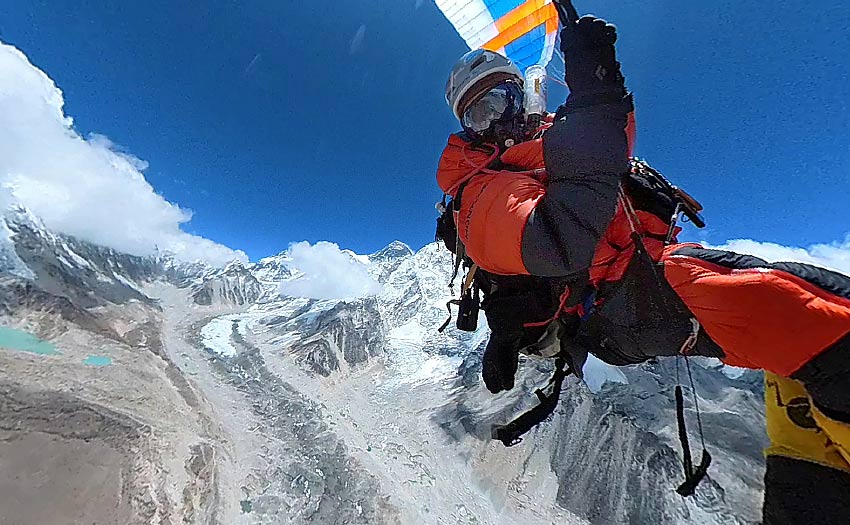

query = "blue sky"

[{"left": 1, "top": 0, "right": 849, "bottom": 261}]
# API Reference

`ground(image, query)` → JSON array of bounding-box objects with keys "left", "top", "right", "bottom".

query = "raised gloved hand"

[{"left": 555, "top": 0, "right": 626, "bottom": 108}]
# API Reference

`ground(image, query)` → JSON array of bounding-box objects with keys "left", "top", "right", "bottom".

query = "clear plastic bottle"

[{"left": 524, "top": 65, "right": 548, "bottom": 118}]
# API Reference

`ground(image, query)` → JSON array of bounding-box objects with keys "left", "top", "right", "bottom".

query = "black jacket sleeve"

[{"left": 521, "top": 96, "right": 634, "bottom": 277}]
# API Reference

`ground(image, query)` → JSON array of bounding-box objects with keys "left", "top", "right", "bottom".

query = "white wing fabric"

[{"left": 435, "top": 0, "right": 559, "bottom": 72}]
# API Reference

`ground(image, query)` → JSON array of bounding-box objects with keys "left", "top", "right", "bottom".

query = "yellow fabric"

[
  {"left": 764, "top": 371, "right": 850, "bottom": 473},
  {"left": 812, "top": 404, "right": 850, "bottom": 468}
]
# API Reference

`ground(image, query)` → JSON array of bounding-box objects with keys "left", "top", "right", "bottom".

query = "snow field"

[{"left": 200, "top": 317, "right": 238, "bottom": 357}]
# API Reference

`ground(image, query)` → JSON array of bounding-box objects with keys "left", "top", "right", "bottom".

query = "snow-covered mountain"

[
  {"left": 3, "top": 206, "right": 159, "bottom": 307},
  {"left": 0, "top": 207, "right": 767, "bottom": 524}
]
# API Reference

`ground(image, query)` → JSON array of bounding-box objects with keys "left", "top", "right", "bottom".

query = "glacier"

[{"left": 0, "top": 208, "right": 767, "bottom": 524}]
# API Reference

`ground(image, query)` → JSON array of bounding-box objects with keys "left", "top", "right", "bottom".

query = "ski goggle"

[{"left": 461, "top": 82, "right": 524, "bottom": 135}]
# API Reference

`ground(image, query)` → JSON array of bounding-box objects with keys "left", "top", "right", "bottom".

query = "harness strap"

[
  {"left": 438, "top": 267, "right": 480, "bottom": 334},
  {"left": 448, "top": 180, "right": 473, "bottom": 292},
  {"left": 438, "top": 299, "right": 461, "bottom": 333},
  {"left": 463, "top": 265, "right": 479, "bottom": 293},
  {"left": 491, "top": 358, "right": 570, "bottom": 446}
]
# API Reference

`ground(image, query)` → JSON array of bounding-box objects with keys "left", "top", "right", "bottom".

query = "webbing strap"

[
  {"left": 491, "top": 358, "right": 570, "bottom": 446},
  {"left": 439, "top": 264, "right": 480, "bottom": 333},
  {"left": 438, "top": 299, "right": 461, "bottom": 333},
  {"left": 463, "top": 265, "right": 479, "bottom": 293}
]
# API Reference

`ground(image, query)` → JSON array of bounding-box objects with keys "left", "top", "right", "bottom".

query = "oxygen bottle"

[{"left": 524, "top": 65, "right": 547, "bottom": 132}]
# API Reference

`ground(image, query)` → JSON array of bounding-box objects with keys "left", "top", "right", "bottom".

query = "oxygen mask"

[{"left": 461, "top": 81, "right": 525, "bottom": 147}]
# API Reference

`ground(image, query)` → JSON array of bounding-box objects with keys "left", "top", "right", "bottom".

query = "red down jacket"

[{"left": 437, "top": 100, "right": 637, "bottom": 277}]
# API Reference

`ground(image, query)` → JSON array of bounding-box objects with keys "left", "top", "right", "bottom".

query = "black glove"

[
  {"left": 482, "top": 331, "right": 521, "bottom": 394},
  {"left": 559, "top": 12, "right": 626, "bottom": 108}
]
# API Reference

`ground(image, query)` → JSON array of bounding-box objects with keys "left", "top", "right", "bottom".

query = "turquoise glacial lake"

[
  {"left": 83, "top": 355, "right": 112, "bottom": 367},
  {"left": 0, "top": 326, "right": 59, "bottom": 355}
]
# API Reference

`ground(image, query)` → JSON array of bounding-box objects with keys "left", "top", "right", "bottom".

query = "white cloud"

[
  {"left": 710, "top": 235, "right": 850, "bottom": 275},
  {"left": 0, "top": 40, "right": 246, "bottom": 266},
  {"left": 278, "top": 241, "right": 381, "bottom": 300}
]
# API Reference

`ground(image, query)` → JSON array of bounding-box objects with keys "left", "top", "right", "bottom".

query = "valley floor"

[
  {"left": 0, "top": 280, "right": 585, "bottom": 524},
  {"left": 152, "top": 282, "right": 585, "bottom": 524},
  {"left": 0, "top": 276, "right": 764, "bottom": 524}
]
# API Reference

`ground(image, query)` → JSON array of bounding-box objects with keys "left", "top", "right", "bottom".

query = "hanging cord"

[
  {"left": 461, "top": 141, "right": 547, "bottom": 181},
  {"left": 674, "top": 354, "right": 712, "bottom": 496},
  {"left": 446, "top": 143, "right": 500, "bottom": 197},
  {"left": 447, "top": 140, "right": 543, "bottom": 200},
  {"left": 618, "top": 185, "right": 712, "bottom": 496},
  {"left": 524, "top": 286, "right": 573, "bottom": 328}
]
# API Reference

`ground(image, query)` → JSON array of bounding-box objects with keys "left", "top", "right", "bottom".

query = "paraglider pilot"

[{"left": 434, "top": 0, "right": 850, "bottom": 522}]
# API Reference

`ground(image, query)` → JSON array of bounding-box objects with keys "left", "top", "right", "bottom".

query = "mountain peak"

[{"left": 370, "top": 241, "right": 413, "bottom": 261}]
